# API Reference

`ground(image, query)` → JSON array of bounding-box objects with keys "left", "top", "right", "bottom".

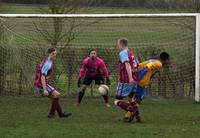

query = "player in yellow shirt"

[{"left": 124, "top": 52, "right": 170, "bottom": 123}]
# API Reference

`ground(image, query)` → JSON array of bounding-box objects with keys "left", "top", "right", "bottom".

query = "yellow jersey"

[{"left": 138, "top": 59, "right": 162, "bottom": 88}]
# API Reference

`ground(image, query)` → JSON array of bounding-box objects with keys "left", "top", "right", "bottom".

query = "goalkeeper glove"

[{"left": 105, "top": 77, "right": 111, "bottom": 85}]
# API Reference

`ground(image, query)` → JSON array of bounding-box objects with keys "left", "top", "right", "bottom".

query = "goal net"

[{"left": 0, "top": 14, "right": 199, "bottom": 101}]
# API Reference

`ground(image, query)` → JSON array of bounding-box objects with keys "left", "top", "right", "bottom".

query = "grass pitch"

[{"left": 0, "top": 96, "right": 200, "bottom": 138}]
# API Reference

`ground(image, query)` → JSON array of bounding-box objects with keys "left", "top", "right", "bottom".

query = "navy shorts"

[
  {"left": 34, "top": 84, "right": 55, "bottom": 95},
  {"left": 135, "top": 85, "right": 145, "bottom": 100}
]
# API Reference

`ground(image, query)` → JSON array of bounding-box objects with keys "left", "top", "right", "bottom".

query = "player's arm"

[
  {"left": 41, "top": 75, "right": 48, "bottom": 95},
  {"left": 125, "top": 62, "right": 134, "bottom": 83},
  {"left": 100, "top": 60, "right": 110, "bottom": 85},
  {"left": 78, "top": 59, "right": 87, "bottom": 87},
  {"left": 41, "top": 62, "right": 51, "bottom": 96}
]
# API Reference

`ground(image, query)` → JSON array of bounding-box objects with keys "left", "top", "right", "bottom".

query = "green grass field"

[{"left": 0, "top": 96, "right": 200, "bottom": 138}]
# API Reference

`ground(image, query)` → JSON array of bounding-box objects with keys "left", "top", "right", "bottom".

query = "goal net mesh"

[{"left": 0, "top": 16, "right": 195, "bottom": 99}]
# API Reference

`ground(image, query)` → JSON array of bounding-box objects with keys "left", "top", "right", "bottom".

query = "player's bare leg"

[
  {"left": 102, "top": 79, "right": 111, "bottom": 107},
  {"left": 105, "top": 102, "right": 111, "bottom": 107},
  {"left": 102, "top": 93, "right": 111, "bottom": 107},
  {"left": 75, "top": 85, "right": 87, "bottom": 107}
]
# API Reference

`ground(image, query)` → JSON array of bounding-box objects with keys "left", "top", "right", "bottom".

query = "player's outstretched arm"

[
  {"left": 100, "top": 60, "right": 110, "bottom": 85},
  {"left": 78, "top": 59, "right": 87, "bottom": 87}
]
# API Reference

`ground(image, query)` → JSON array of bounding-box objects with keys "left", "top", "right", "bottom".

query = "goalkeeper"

[{"left": 75, "top": 49, "right": 111, "bottom": 107}]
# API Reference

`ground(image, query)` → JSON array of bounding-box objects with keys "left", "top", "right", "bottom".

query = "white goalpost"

[
  {"left": 195, "top": 14, "right": 200, "bottom": 102},
  {"left": 0, "top": 13, "right": 199, "bottom": 101}
]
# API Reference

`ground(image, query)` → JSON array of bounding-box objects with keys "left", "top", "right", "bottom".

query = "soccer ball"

[{"left": 98, "top": 85, "right": 109, "bottom": 95}]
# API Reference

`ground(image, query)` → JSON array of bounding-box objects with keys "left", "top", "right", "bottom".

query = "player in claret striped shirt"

[
  {"left": 114, "top": 38, "right": 140, "bottom": 122},
  {"left": 34, "top": 48, "right": 71, "bottom": 118}
]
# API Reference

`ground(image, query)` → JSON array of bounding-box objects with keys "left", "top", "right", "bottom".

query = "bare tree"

[
  {"left": 33, "top": 0, "right": 100, "bottom": 94},
  {"left": 192, "top": 0, "right": 200, "bottom": 12},
  {"left": 34, "top": 0, "right": 83, "bottom": 47}
]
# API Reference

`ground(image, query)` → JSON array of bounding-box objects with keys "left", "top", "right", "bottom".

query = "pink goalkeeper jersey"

[
  {"left": 118, "top": 49, "right": 139, "bottom": 83},
  {"left": 34, "top": 58, "right": 54, "bottom": 88},
  {"left": 79, "top": 57, "right": 109, "bottom": 78}
]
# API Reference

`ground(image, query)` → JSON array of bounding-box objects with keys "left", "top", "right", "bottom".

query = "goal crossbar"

[{"left": 0, "top": 13, "right": 198, "bottom": 18}]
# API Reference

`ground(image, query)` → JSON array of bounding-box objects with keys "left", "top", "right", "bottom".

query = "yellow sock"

[{"left": 124, "top": 111, "right": 132, "bottom": 118}]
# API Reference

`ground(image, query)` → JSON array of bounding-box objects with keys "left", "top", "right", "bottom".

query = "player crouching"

[
  {"left": 75, "top": 49, "right": 111, "bottom": 107},
  {"left": 34, "top": 48, "right": 72, "bottom": 118}
]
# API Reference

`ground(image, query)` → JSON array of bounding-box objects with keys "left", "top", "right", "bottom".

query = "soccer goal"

[{"left": 0, "top": 13, "right": 199, "bottom": 102}]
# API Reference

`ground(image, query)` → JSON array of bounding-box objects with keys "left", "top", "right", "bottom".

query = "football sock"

[
  {"left": 49, "top": 98, "right": 57, "bottom": 115},
  {"left": 117, "top": 101, "right": 138, "bottom": 112},
  {"left": 130, "top": 101, "right": 140, "bottom": 108},
  {"left": 55, "top": 98, "right": 64, "bottom": 117},
  {"left": 102, "top": 94, "right": 109, "bottom": 103},
  {"left": 78, "top": 91, "right": 85, "bottom": 103},
  {"left": 130, "top": 102, "right": 141, "bottom": 122},
  {"left": 135, "top": 110, "right": 141, "bottom": 122}
]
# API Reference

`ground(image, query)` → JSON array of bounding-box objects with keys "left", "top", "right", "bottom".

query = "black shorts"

[{"left": 83, "top": 76, "right": 104, "bottom": 85}]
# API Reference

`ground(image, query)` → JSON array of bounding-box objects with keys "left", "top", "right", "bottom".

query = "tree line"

[{"left": 1, "top": 0, "right": 200, "bottom": 12}]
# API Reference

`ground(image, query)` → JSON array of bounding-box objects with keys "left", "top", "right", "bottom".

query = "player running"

[
  {"left": 75, "top": 49, "right": 111, "bottom": 107},
  {"left": 114, "top": 38, "right": 140, "bottom": 122},
  {"left": 124, "top": 52, "right": 170, "bottom": 122},
  {"left": 34, "top": 48, "right": 72, "bottom": 118}
]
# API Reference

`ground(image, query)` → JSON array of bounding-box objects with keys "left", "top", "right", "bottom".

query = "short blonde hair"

[{"left": 118, "top": 38, "right": 128, "bottom": 46}]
